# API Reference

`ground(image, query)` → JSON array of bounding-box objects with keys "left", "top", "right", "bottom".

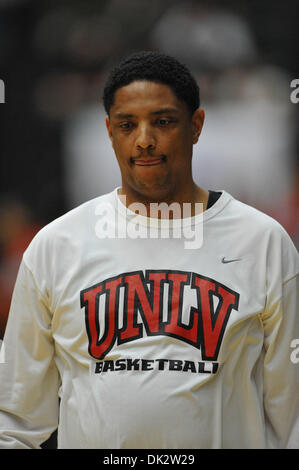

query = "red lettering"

[
  {"left": 81, "top": 276, "right": 122, "bottom": 359},
  {"left": 164, "top": 272, "right": 199, "bottom": 344},
  {"left": 81, "top": 270, "right": 239, "bottom": 361},
  {"left": 193, "top": 276, "right": 238, "bottom": 360},
  {"left": 120, "top": 271, "right": 166, "bottom": 341}
]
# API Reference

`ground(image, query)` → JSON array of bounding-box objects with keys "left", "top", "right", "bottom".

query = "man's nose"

[{"left": 135, "top": 124, "right": 156, "bottom": 150}]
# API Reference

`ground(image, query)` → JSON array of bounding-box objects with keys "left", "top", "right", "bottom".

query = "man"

[{"left": 0, "top": 51, "right": 298, "bottom": 449}]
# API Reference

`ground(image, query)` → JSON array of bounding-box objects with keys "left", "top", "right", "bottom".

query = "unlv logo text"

[{"left": 80, "top": 270, "right": 239, "bottom": 361}]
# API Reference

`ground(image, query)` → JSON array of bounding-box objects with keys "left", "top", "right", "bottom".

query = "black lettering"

[
  {"left": 183, "top": 360, "right": 196, "bottom": 373},
  {"left": 95, "top": 362, "right": 103, "bottom": 373},
  {"left": 126, "top": 359, "right": 140, "bottom": 370},
  {"left": 103, "top": 360, "right": 115, "bottom": 372},
  {"left": 198, "top": 361, "right": 211, "bottom": 373},
  {"left": 155, "top": 359, "right": 169, "bottom": 370},
  {"left": 169, "top": 360, "right": 183, "bottom": 371},
  {"left": 114, "top": 359, "right": 127, "bottom": 371},
  {"left": 141, "top": 359, "right": 155, "bottom": 370}
]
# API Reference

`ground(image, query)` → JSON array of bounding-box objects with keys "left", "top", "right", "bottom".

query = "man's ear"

[
  {"left": 105, "top": 116, "right": 113, "bottom": 142},
  {"left": 192, "top": 108, "right": 205, "bottom": 144}
]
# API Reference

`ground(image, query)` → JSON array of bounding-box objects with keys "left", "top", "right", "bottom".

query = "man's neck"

[{"left": 117, "top": 184, "right": 209, "bottom": 219}]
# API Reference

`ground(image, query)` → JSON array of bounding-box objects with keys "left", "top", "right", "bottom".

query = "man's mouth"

[{"left": 130, "top": 155, "right": 167, "bottom": 166}]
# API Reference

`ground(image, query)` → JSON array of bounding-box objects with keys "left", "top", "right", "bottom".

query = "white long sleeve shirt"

[{"left": 0, "top": 189, "right": 298, "bottom": 449}]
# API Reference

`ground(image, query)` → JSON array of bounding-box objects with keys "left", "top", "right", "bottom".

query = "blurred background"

[
  {"left": 0, "top": 0, "right": 299, "bottom": 330},
  {"left": 0, "top": 0, "right": 298, "bottom": 448}
]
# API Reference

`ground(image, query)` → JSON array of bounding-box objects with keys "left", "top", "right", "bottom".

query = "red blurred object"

[{"left": 0, "top": 200, "right": 42, "bottom": 339}]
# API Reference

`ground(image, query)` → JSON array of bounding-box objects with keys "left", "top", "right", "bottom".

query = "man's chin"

[{"left": 125, "top": 177, "right": 173, "bottom": 202}]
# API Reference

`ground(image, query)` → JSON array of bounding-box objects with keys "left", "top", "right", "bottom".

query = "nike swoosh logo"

[{"left": 221, "top": 257, "right": 242, "bottom": 264}]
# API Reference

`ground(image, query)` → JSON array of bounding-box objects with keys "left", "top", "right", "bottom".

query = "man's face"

[{"left": 106, "top": 80, "right": 204, "bottom": 202}]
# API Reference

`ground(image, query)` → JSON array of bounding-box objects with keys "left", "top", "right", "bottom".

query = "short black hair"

[{"left": 102, "top": 51, "right": 200, "bottom": 116}]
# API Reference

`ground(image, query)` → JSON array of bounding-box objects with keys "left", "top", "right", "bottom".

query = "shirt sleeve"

[
  {"left": 0, "top": 259, "right": 60, "bottom": 449},
  {"left": 262, "top": 231, "right": 299, "bottom": 448}
]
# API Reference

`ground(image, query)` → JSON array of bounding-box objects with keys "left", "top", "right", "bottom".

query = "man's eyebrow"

[
  {"left": 114, "top": 112, "right": 135, "bottom": 119},
  {"left": 114, "top": 108, "right": 179, "bottom": 119},
  {"left": 151, "top": 108, "right": 179, "bottom": 115}
]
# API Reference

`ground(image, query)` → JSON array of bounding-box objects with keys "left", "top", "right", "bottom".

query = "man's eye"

[
  {"left": 157, "top": 119, "right": 169, "bottom": 126},
  {"left": 119, "top": 122, "right": 133, "bottom": 130},
  {"left": 157, "top": 118, "right": 176, "bottom": 127}
]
